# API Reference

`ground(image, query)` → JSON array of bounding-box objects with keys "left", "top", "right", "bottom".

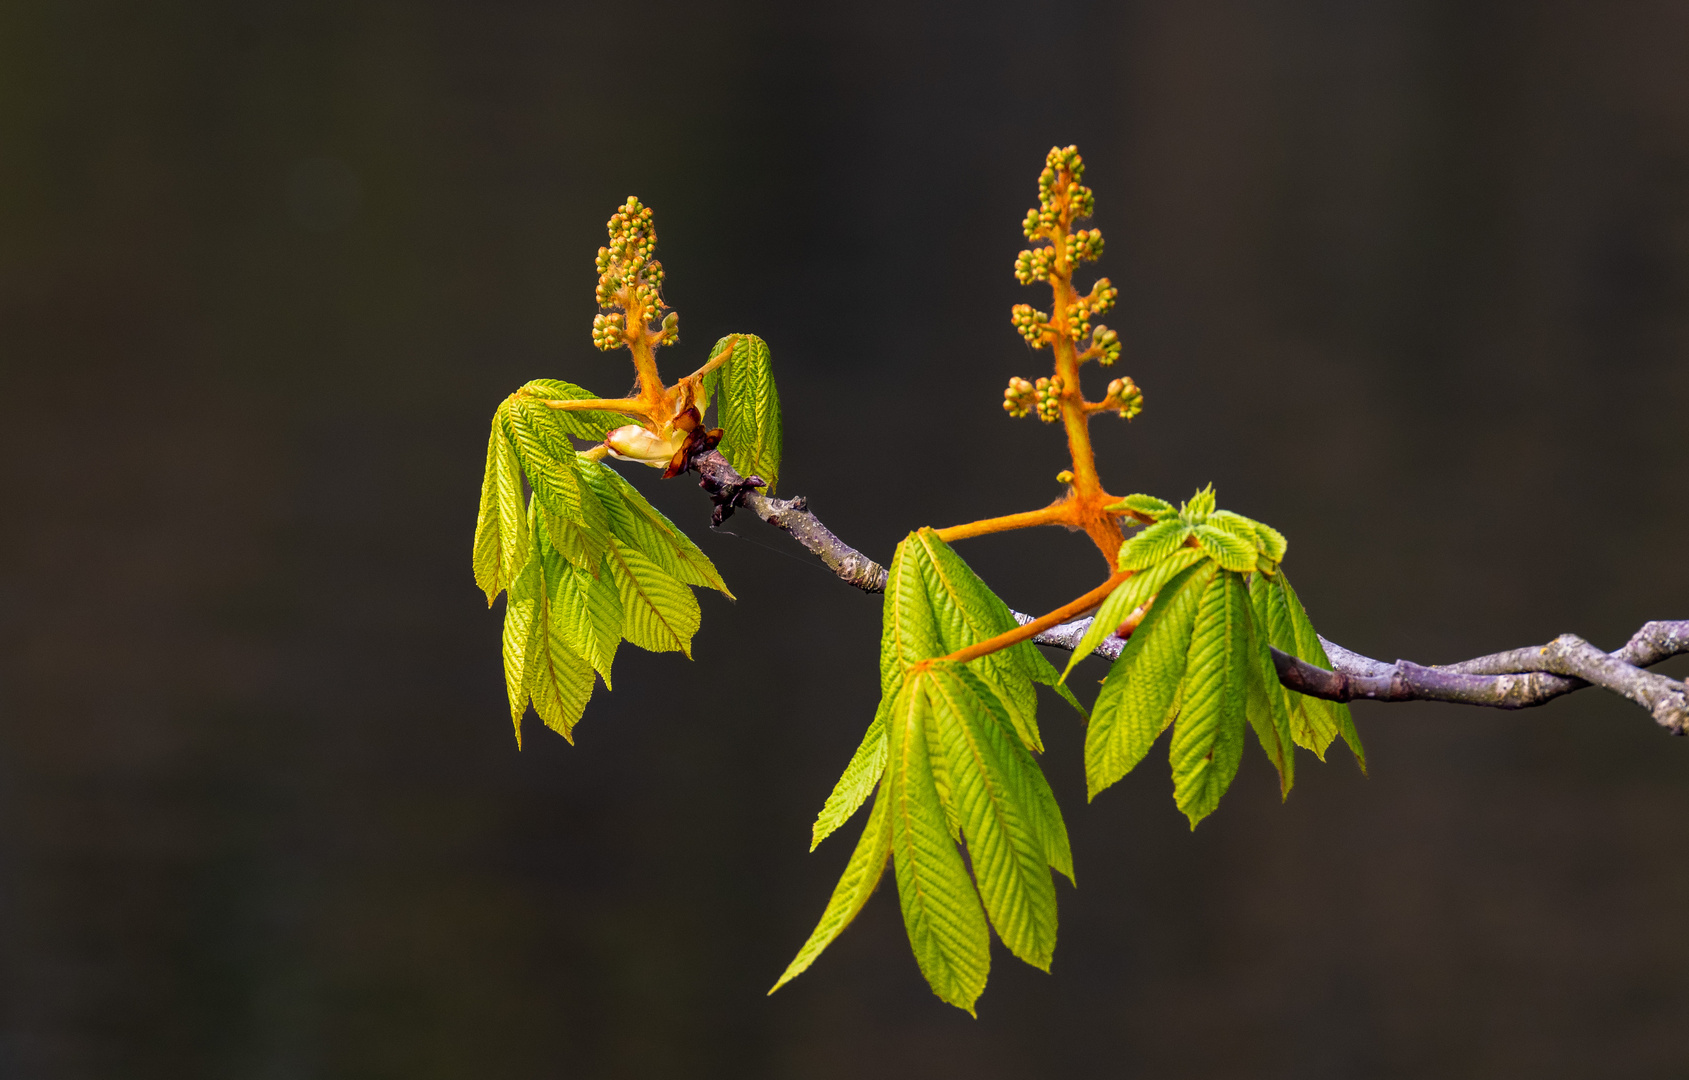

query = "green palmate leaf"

[
  {"left": 581, "top": 459, "right": 733, "bottom": 597},
  {"left": 605, "top": 538, "right": 701, "bottom": 657},
  {"left": 1117, "top": 518, "right": 1193, "bottom": 570},
  {"left": 703, "top": 333, "right": 783, "bottom": 493},
  {"left": 1169, "top": 570, "right": 1251, "bottom": 827},
  {"left": 1250, "top": 571, "right": 1331, "bottom": 757},
  {"left": 1243, "top": 589, "right": 1295, "bottom": 799},
  {"left": 517, "top": 379, "right": 629, "bottom": 441},
  {"left": 1060, "top": 548, "right": 1208, "bottom": 681},
  {"left": 885, "top": 671, "right": 991, "bottom": 1014},
  {"left": 912, "top": 529, "right": 1076, "bottom": 751},
  {"left": 527, "top": 532, "right": 597, "bottom": 742},
  {"left": 1278, "top": 573, "right": 1366, "bottom": 771},
  {"left": 539, "top": 462, "right": 613, "bottom": 573},
  {"left": 926, "top": 663, "right": 1064, "bottom": 969},
  {"left": 811, "top": 707, "right": 889, "bottom": 850},
  {"left": 1085, "top": 561, "right": 1215, "bottom": 799},
  {"left": 554, "top": 552, "right": 622, "bottom": 689},
  {"left": 770, "top": 772, "right": 893, "bottom": 994},
  {"left": 1192, "top": 523, "right": 1259, "bottom": 573},
  {"left": 473, "top": 403, "right": 528, "bottom": 604},
  {"left": 1107, "top": 493, "right": 1177, "bottom": 521}
]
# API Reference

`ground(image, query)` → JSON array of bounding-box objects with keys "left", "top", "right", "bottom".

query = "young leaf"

[
  {"left": 605, "top": 538, "right": 701, "bottom": 657},
  {"left": 1181, "top": 484, "right": 1216, "bottom": 522},
  {"left": 1117, "top": 518, "right": 1193, "bottom": 570},
  {"left": 524, "top": 527, "right": 597, "bottom": 742},
  {"left": 1243, "top": 592, "right": 1295, "bottom": 799},
  {"left": 1107, "top": 493, "right": 1176, "bottom": 521},
  {"left": 811, "top": 706, "right": 889, "bottom": 851},
  {"left": 886, "top": 672, "right": 991, "bottom": 1013},
  {"left": 1168, "top": 570, "right": 1251, "bottom": 827},
  {"left": 554, "top": 552, "right": 623, "bottom": 689},
  {"left": 1059, "top": 547, "right": 1207, "bottom": 681},
  {"left": 501, "top": 528, "right": 542, "bottom": 747},
  {"left": 505, "top": 404, "right": 585, "bottom": 529},
  {"left": 473, "top": 403, "right": 528, "bottom": 604},
  {"left": 703, "top": 333, "right": 783, "bottom": 493},
  {"left": 927, "top": 663, "right": 1061, "bottom": 970},
  {"left": 517, "top": 379, "right": 629, "bottom": 440},
  {"left": 770, "top": 772, "right": 893, "bottom": 994},
  {"left": 1279, "top": 573, "right": 1366, "bottom": 771},
  {"left": 880, "top": 535, "right": 947, "bottom": 696},
  {"left": 1085, "top": 561, "right": 1215, "bottom": 799},
  {"left": 580, "top": 458, "right": 733, "bottom": 597},
  {"left": 1192, "top": 523, "right": 1258, "bottom": 573}
]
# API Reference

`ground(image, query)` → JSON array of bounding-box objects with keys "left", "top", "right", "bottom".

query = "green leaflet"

[
  {"left": 540, "top": 463, "right": 613, "bottom": 573},
  {"left": 926, "top": 663, "right": 1063, "bottom": 970},
  {"left": 1107, "top": 493, "right": 1176, "bottom": 521},
  {"left": 528, "top": 531, "right": 597, "bottom": 742},
  {"left": 1192, "top": 523, "right": 1259, "bottom": 573},
  {"left": 703, "top": 333, "right": 783, "bottom": 493},
  {"left": 554, "top": 552, "right": 622, "bottom": 689},
  {"left": 1182, "top": 484, "right": 1217, "bottom": 521},
  {"left": 770, "top": 771, "right": 894, "bottom": 995},
  {"left": 1278, "top": 573, "right": 1366, "bottom": 771},
  {"left": 1243, "top": 586, "right": 1295, "bottom": 799},
  {"left": 501, "top": 530, "right": 542, "bottom": 747},
  {"left": 517, "top": 379, "right": 629, "bottom": 441},
  {"left": 1118, "top": 518, "right": 1192, "bottom": 570},
  {"left": 1060, "top": 547, "right": 1208, "bottom": 681},
  {"left": 886, "top": 671, "right": 991, "bottom": 1014},
  {"left": 880, "top": 535, "right": 947, "bottom": 696},
  {"left": 504, "top": 403, "right": 585, "bottom": 535},
  {"left": 580, "top": 459, "right": 733, "bottom": 597},
  {"left": 473, "top": 403, "right": 528, "bottom": 604},
  {"left": 1086, "top": 560, "right": 1215, "bottom": 800},
  {"left": 810, "top": 706, "right": 889, "bottom": 851},
  {"left": 1169, "top": 570, "right": 1251, "bottom": 827},
  {"left": 605, "top": 538, "right": 701, "bottom": 657}
]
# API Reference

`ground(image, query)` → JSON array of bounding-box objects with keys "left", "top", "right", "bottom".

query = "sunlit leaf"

[{"left": 1169, "top": 570, "right": 1250, "bottom": 827}]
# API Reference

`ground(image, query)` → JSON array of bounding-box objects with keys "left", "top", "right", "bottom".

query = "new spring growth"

[
  {"left": 1101, "top": 376, "right": 1143, "bottom": 419},
  {"left": 1034, "top": 376, "right": 1064, "bottom": 422},
  {"left": 1011, "top": 145, "right": 1117, "bottom": 348},
  {"left": 592, "top": 197, "right": 679, "bottom": 352},
  {"left": 1003, "top": 376, "right": 1036, "bottom": 418}
]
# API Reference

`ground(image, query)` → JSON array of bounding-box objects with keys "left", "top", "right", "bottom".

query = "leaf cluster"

[{"left": 472, "top": 387, "right": 732, "bottom": 743}]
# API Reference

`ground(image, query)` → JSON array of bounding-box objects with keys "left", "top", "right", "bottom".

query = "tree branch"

[{"left": 686, "top": 451, "right": 1689, "bottom": 728}]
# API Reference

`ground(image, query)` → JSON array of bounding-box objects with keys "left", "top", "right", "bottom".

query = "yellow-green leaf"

[
  {"left": 770, "top": 773, "right": 893, "bottom": 994},
  {"left": 605, "top": 538, "right": 701, "bottom": 657},
  {"left": 1169, "top": 570, "right": 1251, "bottom": 827},
  {"left": 473, "top": 402, "right": 529, "bottom": 604},
  {"left": 703, "top": 333, "right": 783, "bottom": 493}
]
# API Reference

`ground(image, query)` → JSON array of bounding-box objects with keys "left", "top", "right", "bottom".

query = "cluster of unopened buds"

[
  {"left": 1088, "top": 325, "right": 1121, "bottom": 365},
  {"left": 1011, "top": 303, "right": 1050, "bottom": 347},
  {"left": 1103, "top": 376, "right": 1143, "bottom": 419},
  {"left": 593, "top": 196, "right": 676, "bottom": 351},
  {"left": 1033, "top": 376, "right": 1065, "bottom": 422},
  {"left": 1002, "top": 377, "right": 1035, "bottom": 417}
]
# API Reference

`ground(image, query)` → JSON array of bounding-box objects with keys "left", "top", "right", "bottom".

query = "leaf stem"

[
  {"left": 681, "top": 333, "right": 741, "bottom": 384},
  {"left": 941, "top": 571, "right": 1131, "bottom": 666},
  {"left": 934, "top": 502, "right": 1068, "bottom": 543}
]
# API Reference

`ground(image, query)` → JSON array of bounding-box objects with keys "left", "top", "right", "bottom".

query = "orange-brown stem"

[
  {"left": 934, "top": 503, "right": 1068, "bottom": 543},
  {"left": 942, "top": 571, "right": 1131, "bottom": 666}
]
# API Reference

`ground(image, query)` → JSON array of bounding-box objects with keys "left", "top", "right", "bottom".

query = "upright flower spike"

[{"left": 593, "top": 197, "right": 679, "bottom": 355}]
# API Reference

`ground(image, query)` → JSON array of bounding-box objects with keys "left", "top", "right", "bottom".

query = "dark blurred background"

[{"left": 3, "top": 1, "right": 1688, "bottom": 1076}]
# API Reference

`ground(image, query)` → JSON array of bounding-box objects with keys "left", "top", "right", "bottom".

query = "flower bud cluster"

[
  {"left": 592, "top": 196, "right": 674, "bottom": 351},
  {"left": 1011, "top": 303, "right": 1050, "bottom": 347},
  {"left": 1002, "top": 376, "right": 1036, "bottom": 417},
  {"left": 1103, "top": 376, "right": 1143, "bottom": 419},
  {"left": 1033, "top": 375, "right": 1065, "bottom": 422},
  {"left": 1013, "top": 245, "right": 1057, "bottom": 285},
  {"left": 1067, "top": 227, "right": 1104, "bottom": 264},
  {"left": 1089, "top": 325, "right": 1122, "bottom": 366}
]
